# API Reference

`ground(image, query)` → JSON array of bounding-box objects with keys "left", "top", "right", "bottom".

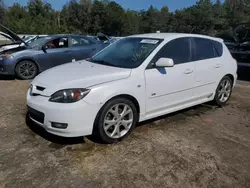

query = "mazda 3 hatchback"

[{"left": 26, "top": 33, "right": 237, "bottom": 144}]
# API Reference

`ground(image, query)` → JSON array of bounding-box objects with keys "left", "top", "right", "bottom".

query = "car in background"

[
  {"left": 0, "top": 34, "right": 48, "bottom": 53},
  {"left": 88, "top": 33, "right": 124, "bottom": 44},
  {"left": 22, "top": 35, "right": 48, "bottom": 44},
  {"left": 0, "top": 25, "right": 109, "bottom": 79},
  {"left": 217, "top": 23, "right": 250, "bottom": 63},
  {"left": 26, "top": 33, "right": 237, "bottom": 144},
  {"left": 0, "top": 25, "right": 29, "bottom": 53}
]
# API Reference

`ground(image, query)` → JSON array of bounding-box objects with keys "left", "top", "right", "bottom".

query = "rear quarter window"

[
  {"left": 210, "top": 40, "right": 223, "bottom": 57},
  {"left": 193, "top": 37, "right": 222, "bottom": 61}
]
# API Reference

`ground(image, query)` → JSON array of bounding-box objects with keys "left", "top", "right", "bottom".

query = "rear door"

[
  {"left": 192, "top": 37, "right": 223, "bottom": 100},
  {"left": 69, "top": 36, "right": 100, "bottom": 61}
]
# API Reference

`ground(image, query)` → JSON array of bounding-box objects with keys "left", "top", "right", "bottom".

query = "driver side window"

[
  {"left": 45, "top": 37, "right": 69, "bottom": 49},
  {"left": 148, "top": 37, "right": 192, "bottom": 68}
]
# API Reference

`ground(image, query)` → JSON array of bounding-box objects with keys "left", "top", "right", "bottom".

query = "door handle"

[
  {"left": 92, "top": 48, "right": 96, "bottom": 51},
  {"left": 65, "top": 51, "right": 71, "bottom": 53},
  {"left": 214, "top": 64, "right": 221, "bottom": 68},
  {"left": 184, "top": 69, "right": 193, "bottom": 74}
]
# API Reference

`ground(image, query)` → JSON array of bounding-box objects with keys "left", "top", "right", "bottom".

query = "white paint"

[{"left": 26, "top": 33, "right": 237, "bottom": 138}]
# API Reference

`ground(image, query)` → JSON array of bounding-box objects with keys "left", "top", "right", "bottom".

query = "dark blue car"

[{"left": 0, "top": 25, "right": 108, "bottom": 79}]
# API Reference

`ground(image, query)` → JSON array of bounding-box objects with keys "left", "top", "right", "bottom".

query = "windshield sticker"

[{"left": 140, "top": 39, "right": 159, "bottom": 44}]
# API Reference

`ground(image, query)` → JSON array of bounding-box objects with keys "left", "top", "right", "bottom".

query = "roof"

[
  {"left": 48, "top": 34, "right": 86, "bottom": 38},
  {"left": 129, "top": 33, "right": 223, "bottom": 42}
]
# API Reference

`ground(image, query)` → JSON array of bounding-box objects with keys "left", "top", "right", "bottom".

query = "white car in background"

[
  {"left": 26, "top": 33, "right": 237, "bottom": 144},
  {"left": 0, "top": 33, "right": 47, "bottom": 52}
]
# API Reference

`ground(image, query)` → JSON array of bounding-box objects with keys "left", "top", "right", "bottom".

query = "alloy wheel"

[
  {"left": 103, "top": 103, "right": 133, "bottom": 139},
  {"left": 19, "top": 62, "right": 36, "bottom": 78},
  {"left": 218, "top": 79, "right": 232, "bottom": 103}
]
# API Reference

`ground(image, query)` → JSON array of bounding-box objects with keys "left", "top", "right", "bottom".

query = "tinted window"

[
  {"left": 150, "top": 37, "right": 191, "bottom": 66},
  {"left": 210, "top": 40, "right": 223, "bottom": 57},
  {"left": 71, "top": 36, "right": 94, "bottom": 47},
  {"left": 193, "top": 38, "right": 218, "bottom": 61},
  {"left": 45, "top": 37, "right": 68, "bottom": 49}
]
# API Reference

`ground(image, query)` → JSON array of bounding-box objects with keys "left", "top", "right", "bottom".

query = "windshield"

[
  {"left": 23, "top": 36, "right": 34, "bottom": 41},
  {"left": 88, "top": 37, "right": 163, "bottom": 68},
  {"left": 29, "top": 36, "right": 52, "bottom": 48}
]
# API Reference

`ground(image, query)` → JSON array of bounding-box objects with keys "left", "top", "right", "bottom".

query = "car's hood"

[
  {"left": 233, "top": 23, "right": 250, "bottom": 43},
  {"left": 0, "top": 31, "right": 15, "bottom": 42},
  {"left": 0, "top": 24, "right": 28, "bottom": 46},
  {"left": 31, "top": 60, "right": 131, "bottom": 96},
  {"left": 0, "top": 44, "right": 19, "bottom": 53}
]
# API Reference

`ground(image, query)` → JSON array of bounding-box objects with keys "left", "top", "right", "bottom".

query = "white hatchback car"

[{"left": 26, "top": 33, "right": 237, "bottom": 144}]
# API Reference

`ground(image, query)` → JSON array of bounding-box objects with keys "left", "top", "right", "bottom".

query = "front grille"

[
  {"left": 36, "top": 86, "right": 46, "bottom": 91},
  {"left": 28, "top": 106, "right": 45, "bottom": 124}
]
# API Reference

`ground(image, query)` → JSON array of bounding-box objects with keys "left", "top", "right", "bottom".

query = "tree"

[
  {"left": 104, "top": 1, "right": 125, "bottom": 36},
  {"left": 1, "top": 0, "right": 249, "bottom": 37},
  {"left": 122, "top": 10, "right": 140, "bottom": 35}
]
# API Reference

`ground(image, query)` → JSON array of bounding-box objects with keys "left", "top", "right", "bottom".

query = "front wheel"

[
  {"left": 92, "top": 98, "right": 138, "bottom": 144},
  {"left": 15, "top": 60, "right": 38, "bottom": 80},
  {"left": 213, "top": 76, "right": 233, "bottom": 106}
]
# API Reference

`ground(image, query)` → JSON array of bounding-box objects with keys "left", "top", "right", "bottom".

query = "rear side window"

[
  {"left": 193, "top": 38, "right": 217, "bottom": 61},
  {"left": 210, "top": 40, "right": 223, "bottom": 57},
  {"left": 150, "top": 37, "right": 191, "bottom": 66},
  {"left": 71, "top": 36, "right": 94, "bottom": 47}
]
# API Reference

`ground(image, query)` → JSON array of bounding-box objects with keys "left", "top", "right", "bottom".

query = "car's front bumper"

[
  {"left": 0, "top": 59, "right": 15, "bottom": 75},
  {"left": 26, "top": 89, "right": 100, "bottom": 137}
]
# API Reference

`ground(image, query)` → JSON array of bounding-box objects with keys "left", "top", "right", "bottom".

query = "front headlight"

[
  {"left": 49, "top": 88, "right": 90, "bottom": 103},
  {"left": 0, "top": 54, "right": 14, "bottom": 61}
]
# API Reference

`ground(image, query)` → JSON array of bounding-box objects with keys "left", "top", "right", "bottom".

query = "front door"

[
  {"left": 145, "top": 37, "right": 195, "bottom": 119},
  {"left": 38, "top": 37, "right": 72, "bottom": 71}
]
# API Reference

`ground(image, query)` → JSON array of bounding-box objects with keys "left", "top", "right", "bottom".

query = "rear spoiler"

[{"left": 215, "top": 37, "right": 224, "bottom": 43}]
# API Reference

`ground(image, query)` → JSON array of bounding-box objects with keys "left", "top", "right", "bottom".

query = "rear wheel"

[
  {"left": 213, "top": 76, "right": 233, "bottom": 106},
  {"left": 16, "top": 60, "right": 38, "bottom": 80},
  {"left": 92, "top": 98, "right": 138, "bottom": 144}
]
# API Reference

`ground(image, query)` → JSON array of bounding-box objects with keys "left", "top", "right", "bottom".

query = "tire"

[
  {"left": 15, "top": 60, "right": 38, "bottom": 80},
  {"left": 92, "top": 97, "right": 138, "bottom": 144},
  {"left": 213, "top": 76, "right": 233, "bottom": 106}
]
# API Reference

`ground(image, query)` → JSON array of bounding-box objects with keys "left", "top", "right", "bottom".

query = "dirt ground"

[{"left": 0, "top": 66, "right": 250, "bottom": 188}]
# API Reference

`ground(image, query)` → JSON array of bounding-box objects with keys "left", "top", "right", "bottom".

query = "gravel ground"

[{"left": 0, "top": 66, "right": 250, "bottom": 188}]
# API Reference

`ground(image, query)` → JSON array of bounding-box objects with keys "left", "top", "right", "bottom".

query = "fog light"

[
  {"left": 51, "top": 122, "right": 68, "bottom": 129},
  {"left": 0, "top": 68, "right": 3, "bottom": 72}
]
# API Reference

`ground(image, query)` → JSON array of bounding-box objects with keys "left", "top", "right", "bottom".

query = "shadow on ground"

[
  {"left": 26, "top": 103, "right": 215, "bottom": 145},
  {"left": 138, "top": 103, "right": 216, "bottom": 126},
  {"left": 0, "top": 75, "right": 15, "bottom": 80}
]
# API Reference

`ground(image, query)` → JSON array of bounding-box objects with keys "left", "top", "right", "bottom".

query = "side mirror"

[
  {"left": 41, "top": 45, "right": 47, "bottom": 53},
  {"left": 155, "top": 58, "right": 174, "bottom": 67}
]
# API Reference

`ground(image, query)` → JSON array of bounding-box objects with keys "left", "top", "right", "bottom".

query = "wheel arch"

[
  {"left": 225, "top": 74, "right": 235, "bottom": 84},
  {"left": 15, "top": 58, "right": 40, "bottom": 73},
  {"left": 101, "top": 94, "right": 140, "bottom": 115}
]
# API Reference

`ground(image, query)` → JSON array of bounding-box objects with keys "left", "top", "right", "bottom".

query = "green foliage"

[
  {"left": 0, "top": 0, "right": 5, "bottom": 24},
  {"left": 0, "top": 0, "right": 250, "bottom": 36}
]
